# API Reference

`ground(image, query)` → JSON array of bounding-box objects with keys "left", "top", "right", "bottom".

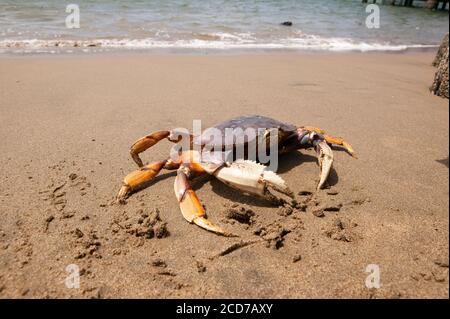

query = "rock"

[
  {"left": 431, "top": 33, "right": 449, "bottom": 99},
  {"left": 292, "top": 254, "right": 302, "bottom": 263},
  {"left": 281, "top": 21, "right": 293, "bottom": 26},
  {"left": 433, "top": 34, "right": 448, "bottom": 67}
]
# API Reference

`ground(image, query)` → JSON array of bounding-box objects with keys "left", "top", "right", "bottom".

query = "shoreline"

[{"left": 0, "top": 45, "right": 440, "bottom": 59}]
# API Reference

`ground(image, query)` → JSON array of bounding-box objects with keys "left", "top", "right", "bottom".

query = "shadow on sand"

[{"left": 436, "top": 157, "right": 449, "bottom": 168}]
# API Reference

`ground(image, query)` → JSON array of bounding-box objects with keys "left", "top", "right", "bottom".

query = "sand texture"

[{"left": 0, "top": 52, "right": 448, "bottom": 298}]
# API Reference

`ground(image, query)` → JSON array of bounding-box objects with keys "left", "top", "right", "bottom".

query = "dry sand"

[{"left": 0, "top": 52, "right": 448, "bottom": 298}]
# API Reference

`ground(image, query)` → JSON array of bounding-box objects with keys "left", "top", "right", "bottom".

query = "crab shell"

[{"left": 195, "top": 115, "right": 297, "bottom": 153}]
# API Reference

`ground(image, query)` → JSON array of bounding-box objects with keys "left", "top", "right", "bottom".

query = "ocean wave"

[{"left": 0, "top": 35, "right": 438, "bottom": 53}]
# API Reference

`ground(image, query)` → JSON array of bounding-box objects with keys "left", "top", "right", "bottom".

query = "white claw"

[
  {"left": 317, "top": 141, "right": 334, "bottom": 190},
  {"left": 261, "top": 170, "right": 293, "bottom": 198},
  {"left": 213, "top": 159, "right": 293, "bottom": 202}
]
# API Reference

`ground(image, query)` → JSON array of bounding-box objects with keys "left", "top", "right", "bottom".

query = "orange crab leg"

[
  {"left": 302, "top": 126, "right": 356, "bottom": 158},
  {"left": 302, "top": 126, "right": 326, "bottom": 135},
  {"left": 129, "top": 130, "right": 188, "bottom": 168},
  {"left": 174, "top": 166, "right": 232, "bottom": 236},
  {"left": 117, "top": 159, "right": 180, "bottom": 202},
  {"left": 324, "top": 135, "right": 356, "bottom": 158}
]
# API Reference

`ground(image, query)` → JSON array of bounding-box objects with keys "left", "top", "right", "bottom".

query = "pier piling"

[{"left": 362, "top": 0, "right": 448, "bottom": 9}]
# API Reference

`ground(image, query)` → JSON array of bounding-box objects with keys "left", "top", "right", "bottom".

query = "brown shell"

[{"left": 196, "top": 115, "right": 297, "bottom": 148}]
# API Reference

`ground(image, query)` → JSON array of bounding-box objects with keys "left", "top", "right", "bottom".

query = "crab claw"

[
  {"left": 214, "top": 160, "right": 294, "bottom": 203},
  {"left": 316, "top": 141, "right": 334, "bottom": 190}
]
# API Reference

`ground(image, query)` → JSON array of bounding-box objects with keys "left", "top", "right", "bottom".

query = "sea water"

[{"left": 0, "top": 0, "right": 448, "bottom": 54}]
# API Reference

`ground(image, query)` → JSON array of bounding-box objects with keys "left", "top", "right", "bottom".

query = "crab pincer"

[
  {"left": 315, "top": 141, "right": 334, "bottom": 190},
  {"left": 213, "top": 160, "right": 294, "bottom": 204}
]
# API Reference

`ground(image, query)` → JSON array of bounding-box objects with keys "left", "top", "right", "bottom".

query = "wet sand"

[{"left": 0, "top": 52, "right": 448, "bottom": 298}]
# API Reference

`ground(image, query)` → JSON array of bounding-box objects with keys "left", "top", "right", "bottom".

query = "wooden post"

[
  {"left": 426, "top": 0, "right": 439, "bottom": 9},
  {"left": 364, "top": 0, "right": 448, "bottom": 9}
]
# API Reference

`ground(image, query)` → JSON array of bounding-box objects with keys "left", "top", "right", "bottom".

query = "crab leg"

[
  {"left": 323, "top": 134, "right": 356, "bottom": 158},
  {"left": 130, "top": 131, "right": 171, "bottom": 167},
  {"left": 174, "top": 167, "right": 231, "bottom": 236},
  {"left": 213, "top": 160, "right": 294, "bottom": 204},
  {"left": 117, "top": 159, "right": 180, "bottom": 202},
  {"left": 129, "top": 130, "right": 192, "bottom": 168},
  {"left": 302, "top": 126, "right": 356, "bottom": 158}
]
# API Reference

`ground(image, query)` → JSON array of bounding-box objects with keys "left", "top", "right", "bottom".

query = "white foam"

[{"left": 0, "top": 34, "right": 438, "bottom": 53}]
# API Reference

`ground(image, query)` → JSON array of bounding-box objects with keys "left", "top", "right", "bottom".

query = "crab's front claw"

[
  {"left": 214, "top": 160, "right": 294, "bottom": 204},
  {"left": 315, "top": 141, "right": 334, "bottom": 190},
  {"left": 301, "top": 126, "right": 356, "bottom": 158}
]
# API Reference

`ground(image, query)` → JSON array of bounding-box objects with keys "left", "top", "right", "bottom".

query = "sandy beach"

[{"left": 0, "top": 51, "right": 448, "bottom": 298}]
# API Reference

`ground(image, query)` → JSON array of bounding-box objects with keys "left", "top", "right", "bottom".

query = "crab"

[{"left": 117, "top": 115, "right": 355, "bottom": 236}]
